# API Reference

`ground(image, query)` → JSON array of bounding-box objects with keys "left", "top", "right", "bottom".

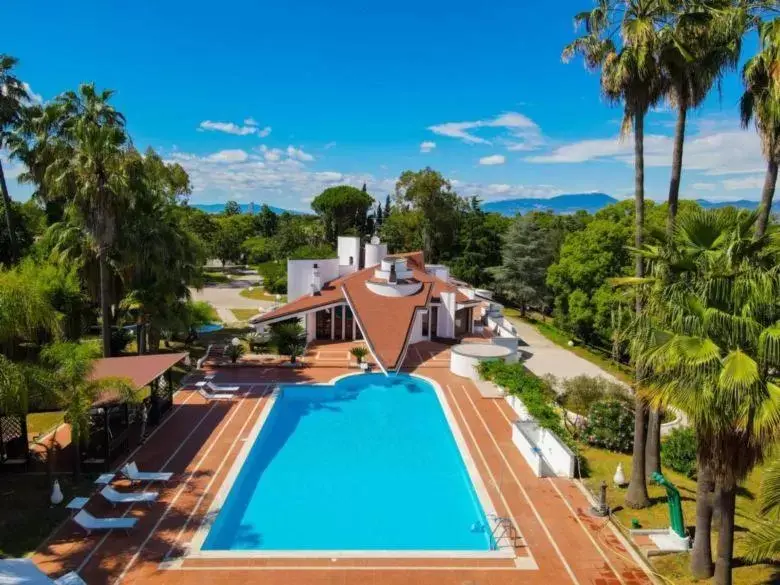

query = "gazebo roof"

[{"left": 89, "top": 352, "right": 187, "bottom": 406}]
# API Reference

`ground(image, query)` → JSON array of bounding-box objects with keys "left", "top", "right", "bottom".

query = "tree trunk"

[
  {"left": 0, "top": 159, "right": 18, "bottom": 263},
  {"left": 626, "top": 395, "right": 651, "bottom": 508},
  {"left": 98, "top": 251, "right": 112, "bottom": 357},
  {"left": 691, "top": 462, "right": 715, "bottom": 579},
  {"left": 645, "top": 408, "right": 662, "bottom": 477},
  {"left": 147, "top": 325, "right": 161, "bottom": 354},
  {"left": 666, "top": 102, "right": 687, "bottom": 236},
  {"left": 72, "top": 426, "right": 81, "bottom": 480},
  {"left": 626, "top": 113, "right": 650, "bottom": 509},
  {"left": 714, "top": 483, "right": 737, "bottom": 585},
  {"left": 754, "top": 157, "right": 778, "bottom": 239}
]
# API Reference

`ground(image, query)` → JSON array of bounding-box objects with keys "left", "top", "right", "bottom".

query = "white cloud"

[
  {"left": 206, "top": 149, "right": 250, "bottom": 163},
  {"left": 314, "top": 171, "right": 343, "bottom": 183},
  {"left": 479, "top": 154, "right": 506, "bottom": 166},
  {"left": 286, "top": 146, "right": 314, "bottom": 162},
  {"left": 722, "top": 175, "right": 765, "bottom": 190},
  {"left": 22, "top": 82, "right": 43, "bottom": 105},
  {"left": 428, "top": 111, "right": 544, "bottom": 151},
  {"left": 526, "top": 123, "right": 764, "bottom": 176},
  {"left": 420, "top": 141, "right": 436, "bottom": 153},
  {"left": 324, "top": 141, "right": 337, "bottom": 150},
  {"left": 198, "top": 119, "right": 271, "bottom": 137},
  {"left": 692, "top": 182, "right": 716, "bottom": 191}
]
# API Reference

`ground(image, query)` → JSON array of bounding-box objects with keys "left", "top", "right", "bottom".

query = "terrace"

[{"left": 24, "top": 355, "right": 653, "bottom": 585}]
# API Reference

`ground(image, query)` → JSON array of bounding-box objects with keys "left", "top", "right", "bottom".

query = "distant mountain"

[
  {"left": 482, "top": 193, "right": 760, "bottom": 216},
  {"left": 192, "top": 203, "right": 302, "bottom": 215},
  {"left": 482, "top": 193, "right": 618, "bottom": 215}
]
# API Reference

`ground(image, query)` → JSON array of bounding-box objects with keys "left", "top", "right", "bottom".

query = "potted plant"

[
  {"left": 350, "top": 346, "right": 369, "bottom": 368},
  {"left": 244, "top": 331, "right": 266, "bottom": 353}
]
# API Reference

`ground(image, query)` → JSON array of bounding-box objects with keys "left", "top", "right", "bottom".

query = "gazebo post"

[{"left": 103, "top": 407, "right": 110, "bottom": 472}]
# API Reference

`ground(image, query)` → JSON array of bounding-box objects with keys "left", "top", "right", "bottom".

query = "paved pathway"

[
  {"left": 190, "top": 283, "right": 276, "bottom": 323},
  {"left": 506, "top": 317, "right": 626, "bottom": 389}
]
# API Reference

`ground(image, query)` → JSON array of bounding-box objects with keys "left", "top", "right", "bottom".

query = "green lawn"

[
  {"left": 27, "top": 412, "right": 64, "bottom": 437},
  {"left": 504, "top": 308, "right": 634, "bottom": 384},
  {"left": 578, "top": 444, "right": 776, "bottom": 585},
  {"left": 203, "top": 271, "right": 230, "bottom": 284},
  {"left": 239, "top": 287, "right": 285, "bottom": 302},
  {"left": 0, "top": 474, "right": 96, "bottom": 557},
  {"left": 230, "top": 308, "right": 259, "bottom": 321}
]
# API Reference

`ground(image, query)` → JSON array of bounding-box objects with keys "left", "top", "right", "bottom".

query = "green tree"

[
  {"left": 394, "top": 168, "right": 465, "bottom": 262},
  {"left": 451, "top": 198, "right": 507, "bottom": 288},
  {"left": 254, "top": 203, "right": 278, "bottom": 237},
  {"left": 46, "top": 84, "right": 128, "bottom": 357},
  {"left": 490, "top": 211, "right": 556, "bottom": 314},
  {"left": 565, "top": 0, "right": 667, "bottom": 509},
  {"left": 224, "top": 200, "right": 241, "bottom": 215},
  {"left": 744, "top": 456, "right": 780, "bottom": 563},
  {"left": 41, "top": 341, "right": 135, "bottom": 477},
  {"left": 623, "top": 209, "right": 780, "bottom": 583},
  {"left": 0, "top": 55, "right": 28, "bottom": 263},
  {"left": 213, "top": 214, "right": 255, "bottom": 266},
  {"left": 311, "top": 185, "right": 373, "bottom": 244},
  {"left": 270, "top": 321, "right": 307, "bottom": 363},
  {"left": 379, "top": 208, "right": 423, "bottom": 255},
  {"left": 741, "top": 17, "right": 780, "bottom": 238}
]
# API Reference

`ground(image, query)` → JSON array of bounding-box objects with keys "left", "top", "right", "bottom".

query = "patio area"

[{"left": 26, "top": 358, "right": 653, "bottom": 585}]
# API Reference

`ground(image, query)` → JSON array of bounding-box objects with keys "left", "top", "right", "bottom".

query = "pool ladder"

[{"left": 489, "top": 516, "right": 520, "bottom": 550}]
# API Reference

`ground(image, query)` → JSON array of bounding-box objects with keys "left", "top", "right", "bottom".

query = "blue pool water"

[
  {"left": 202, "top": 374, "right": 493, "bottom": 551},
  {"left": 196, "top": 322, "right": 224, "bottom": 334}
]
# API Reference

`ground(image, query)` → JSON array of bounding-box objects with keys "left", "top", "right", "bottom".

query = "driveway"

[
  {"left": 506, "top": 317, "right": 626, "bottom": 390},
  {"left": 190, "top": 282, "right": 276, "bottom": 323}
]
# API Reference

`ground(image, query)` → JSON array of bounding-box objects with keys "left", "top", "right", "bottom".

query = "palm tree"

[
  {"left": 564, "top": 0, "right": 666, "bottom": 509},
  {"left": 41, "top": 341, "right": 135, "bottom": 478},
  {"left": 745, "top": 456, "right": 780, "bottom": 562},
  {"left": 46, "top": 84, "right": 128, "bottom": 357},
  {"left": 624, "top": 209, "right": 780, "bottom": 585},
  {"left": 0, "top": 54, "right": 29, "bottom": 263},
  {"left": 741, "top": 18, "right": 780, "bottom": 239},
  {"left": 271, "top": 322, "right": 307, "bottom": 363}
]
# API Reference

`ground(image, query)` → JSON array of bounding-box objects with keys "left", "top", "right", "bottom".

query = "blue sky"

[{"left": 3, "top": 0, "right": 768, "bottom": 211}]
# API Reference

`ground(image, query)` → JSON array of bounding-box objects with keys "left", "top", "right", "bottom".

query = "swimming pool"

[
  {"left": 196, "top": 322, "right": 224, "bottom": 334},
  {"left": 198, "top": 374, "right": 497, "bottom": 554}
]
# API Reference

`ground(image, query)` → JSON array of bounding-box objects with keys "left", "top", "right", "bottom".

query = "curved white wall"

[
  {"left": 287, "top": 258, "right": 339, "bottom": 301},
  {"left": 365, "top": 280, "right": 423, "bottom": 297},
  {"left": 364, "top": 243, "right": 388, "bottom": 268}
]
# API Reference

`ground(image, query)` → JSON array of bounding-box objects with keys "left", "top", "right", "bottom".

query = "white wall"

[
  {"left": 305, "top": 313, "right": 316, "bottom": 343},
  {"left": 512, "top": 424, "right": 544, "bottom": 477},
  {"left": 287, "top": 258, "right": 339, "bottom": 301},
  {"left": 426, "top": 264, "right": 450, "bottom": 283},
  {"left": 364, "top": 243, "right": 387, "bottom": 268},
  {"left": 337, "top": 236, "right": 361, "bottom": 275},
  {"left": 491, "top": 336, "right": 519, "bottom": 363},
  {"left": 408, "top": 310, "right": 427, "bottom": 344},
  {"left": 438, "top": 292, "right": 456, "bottom": 339}
]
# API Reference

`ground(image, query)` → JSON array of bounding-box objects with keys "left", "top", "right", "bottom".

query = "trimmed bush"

[
  {"left": 478, "top": 360, "right": 566, "bottom": 437},
  {"left": 661, "top": 427, "right": 698, "bottom": 478},
  {"left": 559, "top": 375, "right": 627, "bottom": 415},
  {"left": 584, "top": 398, "right": 634, "bottom": 453}
]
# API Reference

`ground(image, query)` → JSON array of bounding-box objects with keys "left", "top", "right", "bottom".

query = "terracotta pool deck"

[{"left": 31, "top": 360, "right": 653, "bottom": 585}]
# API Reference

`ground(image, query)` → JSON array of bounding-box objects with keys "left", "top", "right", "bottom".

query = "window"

[{"left": 421, "top": 310, "right": 429, "bottom": 337}]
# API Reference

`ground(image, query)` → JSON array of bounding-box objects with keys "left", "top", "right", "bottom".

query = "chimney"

[{"left": 310, "top": 263, "right": 322, "bottom": 296}]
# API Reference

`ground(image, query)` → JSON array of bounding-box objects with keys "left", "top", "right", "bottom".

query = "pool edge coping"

[{"left": 185, "top": 372, "right": 515, "bottom": 560}]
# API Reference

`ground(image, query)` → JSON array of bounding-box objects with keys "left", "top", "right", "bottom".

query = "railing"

[{"left": 489, "top": 515, "right": 520, "bottom": 550}]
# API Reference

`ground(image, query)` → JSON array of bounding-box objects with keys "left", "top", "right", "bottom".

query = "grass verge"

[
  {"left": 0, "top": 474, "right": 96, "bottom": 557},
  {"left": 239, "top": 287, "right": 285, "bottom": 302},
  {"left": 230, "top": 308, "right": 259, "bottom": 321},
  {"left": 27, "top": 412, "right": 65, "bottom": 437},
  {"left": 578, "top": 443, "right": 776, "bottom": 585}
]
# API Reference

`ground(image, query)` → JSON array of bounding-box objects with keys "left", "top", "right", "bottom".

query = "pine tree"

[{"left": 376, "top": 202, "right": 383, "bottom": 226}]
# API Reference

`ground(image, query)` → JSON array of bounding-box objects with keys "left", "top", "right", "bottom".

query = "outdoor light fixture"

[{"left": 231, "top": 337, "right": 241, "bottom": 346}]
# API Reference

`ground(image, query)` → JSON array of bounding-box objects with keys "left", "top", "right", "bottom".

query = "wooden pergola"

[{"left": 83, "top": 353, "right": 187, "bottom": 470}]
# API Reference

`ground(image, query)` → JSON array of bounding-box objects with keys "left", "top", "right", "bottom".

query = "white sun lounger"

[
  {"left": 100, "top": 485, "right": 158, "bottom": 507},
  {"left": 198, "top": 389, "right": 235, "bottom": 401},
  {"left": 205, "top": 381, "right": 241, "bottom": 393},
  {"left": 121, "top": 461, "right": 173, "bottom": 484},
  {"left": 0, "top": 558, "right": 87, "bottom": 585},
  {"left": 73, "top": 510, "right": 137, "bottom": 535}
]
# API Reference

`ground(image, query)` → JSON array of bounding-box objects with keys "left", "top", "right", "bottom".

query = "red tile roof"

[
  {"left": 251, "top": 250, "right": 473, "bottom": 371},
  {"left": 89, "top": 353, "right": 187, "bottom": 406}
]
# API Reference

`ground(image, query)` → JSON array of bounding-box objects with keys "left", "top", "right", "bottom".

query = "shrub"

[
  {"left": 661, "top": 427, "right": 698, "bottom": 478},
  {"left": 478, "top": 360, "right": 566, "bottom": 437},
  {"left": 584, "top": 398, "right": 634, "bottom": 453},
  {"left": 270, "top": 322, "right": 307, "bottom": 363},
  {"left": 257, "top": 261, "right": 287, "bottom": 295},
  {"left": 559, "top": 375, "right": 627, "bottom": 416},
  {"left": 241, "top": 237, "right": 275, "bottom": 264},
  {"left": 244, "top": 332, "right": 267, "bottom": 353},
  {"left": 110, "top": 328, "right": 132, "bottom": 354},
  {"left": 224, "top": 342, "right": 246, "bottom": 363}
]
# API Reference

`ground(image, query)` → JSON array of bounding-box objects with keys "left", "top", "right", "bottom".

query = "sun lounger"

[
  {"left": 73, "top": 510, "right": 137, "bottom": 535},
  {"left": 0, "top": 559, "right": 87, "bottom": 585},
  {"left": 205, "top": 380, "right": 241, "bottom": 393},
  {"left": 121, "top": 461, "right": 173, "bottom": 484},
  {"left": 100, "top": 485, "right": 158, "bottom": 507},
  {"left": 198, "top": 389, "right": 235, "bottom": 400}
]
